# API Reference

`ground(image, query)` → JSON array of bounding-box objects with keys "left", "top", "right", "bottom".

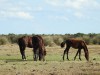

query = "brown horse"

[
  {"left": 32, "top": 35, "right": 46, "bottom": 61},
  {"left": 61, "top": 38, "right": 89, "bottom": 61},
  {"left": 18, "top": 35, "right": 46, "bottom": 61}
]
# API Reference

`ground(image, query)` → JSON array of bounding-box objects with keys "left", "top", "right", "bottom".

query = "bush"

[
  {"left": 43, "top": 36, "right": 55, "bottom": 47},
  {"left": 92, "top": 35, "right": 100, "bottom": 44},
  {"left": 8, "top": 33, "right": 19, "bottom": 43},
  {"left": 53, "top": 36, "right": 63, "bottom": 46},
  {"left": 0, "top": 33, "right": 100, "bottom": 45},
  {"left": 0, "top": 37, "right": 9, "bottom": 45},
  {"left": 82, "top": 35, "right": 90, "bottom": 45}
]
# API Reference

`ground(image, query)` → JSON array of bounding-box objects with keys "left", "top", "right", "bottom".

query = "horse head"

[{"left": 61, "top": 41, "right": 65, "bottom": 48}]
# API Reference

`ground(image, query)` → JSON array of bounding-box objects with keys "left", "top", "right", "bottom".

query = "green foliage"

[
  {"left": 8, "top": 33, "right": 18, "bottom": 43},
  {"left": 82, "top": 35, "right": 90, "bottom": 45},
  {"left": 0, "top": 36, "right": 9, "bottom": 45},
  {"left": 0, "top": 33, "right": 100, "bottom": 46},
  {"left": 53, "top": 36, "right": 63, "bottom": 46},
  {"left": 43, "top": 36, "right": 55, "bottom": 47},
  {"left": 74, "top": 33, "right": 84, "bottom": 37},
  {"left": 92, "top": 35, "right": 100, "bottom": 44}
]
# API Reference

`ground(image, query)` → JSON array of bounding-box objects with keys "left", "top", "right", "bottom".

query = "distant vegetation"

[{"left": 0, "top": 33, "right": 100, "bottom": 46}]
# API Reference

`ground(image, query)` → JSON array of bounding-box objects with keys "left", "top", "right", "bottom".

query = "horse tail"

[
  {"left": 61, "top": 41, "right": 66, "bottom": 48},
  {"left": 18, "top": 38, "right": 22, "bottom": 47},
  {"left": 82, "top": 41, "right": 89, "bottom": 61}
]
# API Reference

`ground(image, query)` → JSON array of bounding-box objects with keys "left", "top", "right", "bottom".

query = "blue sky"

[{"left": 0, "top": 0, "right": 100, "bottom": 34}]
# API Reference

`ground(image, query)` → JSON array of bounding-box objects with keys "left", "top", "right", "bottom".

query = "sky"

[{"left": 0, "top": 0, "right": 100, "bottom": 34}]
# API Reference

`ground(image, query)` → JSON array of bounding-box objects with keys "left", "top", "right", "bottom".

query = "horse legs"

[
  {"left": 63, "top": 46, "right": 70, "bottom": 61},
  {"left": 22, "top": 47, "right": 26, "bottom": 60},
  {"left": 39, "top": 53, "right": 42, "bottom": 61},
  {"left": 33, "top": 48, "right": 45, "bottom": 61},
  {"left": 66, "top": 49, "right": 70, "bottom": 60},
  {"left": 33, "top": 48, "right": 39, "bottom": 61},
  {"left": 79, "top": 49, "right": 81, "bottom": 60},
  {"left": 74, "top": 49, "right": 79, "bottom": 60},
  {"left": 74, "top": 49, "right": 81, "bottom": 61},
  {"left": 63, "top": 49, "right": 66, "bottom": 61},
  {"left": 19, "top": 46, "right": 26, "bottom": 60},
  {"left": 39, "top": 48, "right": 45, "bottom": 61}
]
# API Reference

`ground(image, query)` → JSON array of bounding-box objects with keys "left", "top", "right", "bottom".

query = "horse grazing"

[
  {"left": 32, "top": 35, "right": 46, "bottom": 61},
  {"left": 61, "top": 38, "right": 89, "bottom": 61},
  {"left": 18, "top": 35, "right": 46, "bottom": 61}
]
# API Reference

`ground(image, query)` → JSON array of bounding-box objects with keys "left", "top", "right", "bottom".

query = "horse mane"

[
  {"left": 82, "top": 41, "right": 89, "bottom": 61},
  {"left": 82, "top": 41, "right": 88, "bottom": 50}
]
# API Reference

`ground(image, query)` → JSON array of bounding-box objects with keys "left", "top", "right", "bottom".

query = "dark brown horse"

[
  {"left": 32, "top": 35, "right": 46, "bottom": 61},
  {"left": 61, "top": 38, "right": 89, "bottom": 61},
  {"left": 18, "top": 35, "right": 46, "bottom": 61}
]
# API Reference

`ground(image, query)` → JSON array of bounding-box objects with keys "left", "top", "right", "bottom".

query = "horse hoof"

[
  {"left": 67, "top": 59, "right": 70, "bottom": 61},
  {"left": 34, "top": 59, "right": 37, "bottom": 61},
  {"left": 23, "top": 59, "right": 27, "bottom": 61}
]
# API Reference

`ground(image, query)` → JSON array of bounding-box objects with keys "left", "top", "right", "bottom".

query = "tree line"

[{"left": 0, "top": 33, "right": 100, "bottom": 46}]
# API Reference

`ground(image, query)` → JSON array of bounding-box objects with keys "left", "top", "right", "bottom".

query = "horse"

[
  {"left": 18, "top": 35, "right": 46, "bottom": 61},
  {"left": 32, "top": 35, "right": 46, "bottom": 61},
  {"left": 61, "top": 38, "right": 89, "bottom": 61}
]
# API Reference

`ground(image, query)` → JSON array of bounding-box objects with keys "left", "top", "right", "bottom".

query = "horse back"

[
  {"left": 32, "top": 35, "right": 43, "bottom": 48},
  {"left": 68, "top": 39, "right": 86, "bottom": 49},
  {"left": 18, "top": 36, "right": 33, "bottom": 48},
  {"left": 32, "top": 35, "right": 46, "bottom": 55}
]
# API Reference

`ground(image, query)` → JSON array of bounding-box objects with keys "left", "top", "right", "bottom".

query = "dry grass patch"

[{"left": 0, "top": 44, "right": 100, "bottom": 75}]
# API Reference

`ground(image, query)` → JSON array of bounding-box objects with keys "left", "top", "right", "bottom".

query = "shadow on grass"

[{"left": 1, "top": 58, "right": 34, "bottom": 62}]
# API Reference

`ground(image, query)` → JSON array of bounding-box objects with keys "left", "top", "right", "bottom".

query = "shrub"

[
  {"left": 8, "top": 34, "right": 18, "bottom": 43},
  {"left": 92, "top": 35, "right": 100, "bottom": 44},
  {"left": 82, "top": 35, "right": 90, "bottom": 45},
  {"left": 0, "top": 36, "right": 9, "bottom": 45},
  {"left": 43, "top": 36, "right": 55, "bottom": 47},
  {"left": 53, "top": 36, "right": 63, "bottom": 46}
]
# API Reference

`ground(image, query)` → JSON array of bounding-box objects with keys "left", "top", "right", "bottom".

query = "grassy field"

[{"left": 0, "top": 44, "right": 100, "bottom": 75}]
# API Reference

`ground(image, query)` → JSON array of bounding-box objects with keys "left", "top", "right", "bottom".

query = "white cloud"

[
  {"left": 64, "top": 0, "right": 88, "bottom": 9},
  {"left": 32, "top": 6, "right": 43, "bottom": 12},
  {"left": 36, "top": 6, "right": 43, "bottom": 11},
  {"left": 74, "top": 12, "right": 84, "bottom": 19},
  {"left": 45, "top": 0, "right": 60, "bottom": 6},
  {"left": 45, "top": 0, "right": 100, "bottom": 19},
  {"left": 16, "top": 12, "right": 33, "bottom": 19},
  {"left": 0, "top": 11, "right": 33, "bottom": 20},
  {"left": 0, "top": 0, "right": 8, "bottom": 3},
  {"left": 0, "top": 0, "right": 34, "bottom": 20},
  {"left": 48, "top": 15, "right": 69, "bottom": 21},
  {"left": 45, "top": 0, "right": 100, "bottom": 10}
]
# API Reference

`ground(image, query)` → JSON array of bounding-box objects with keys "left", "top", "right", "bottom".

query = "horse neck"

[
  {"left": 83, "top": 41, "right": 88, "bottom": 51},
  {"left": 83, "top": 41, "right": 89, "bottom": 61},
  {"left": 63, "top": 40, "right": 67, "bottom": 46}
]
